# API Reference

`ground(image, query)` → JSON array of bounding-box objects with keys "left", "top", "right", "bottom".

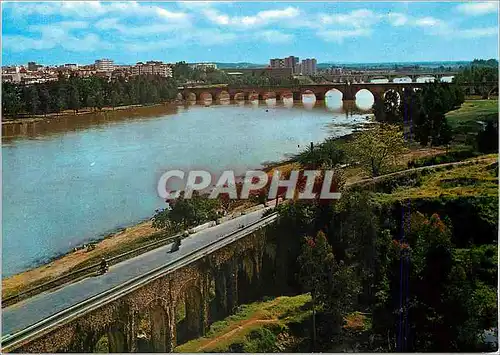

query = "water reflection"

[
  {"left": 202, "top": 99, "right": 213, "bottom": 107},
  {"left": 325, "top": 89, "right": 343, "bottom": 112},
  {"left": 236, "top": 100, "right": 245, "bottom": 106},
  {"left": 265, "top": 98, "right": 277, "bottom": 107},
  {"left": 250, "top": 99, "right": 259, "bottom": 106},
  {"left": 302, "top": 93, "right": 316, "bottom": 110},
  {"left": 355, "top": 89, "right": 374, "bottom": 111}
]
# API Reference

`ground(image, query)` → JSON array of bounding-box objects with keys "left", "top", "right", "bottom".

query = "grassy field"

[
  {"left": 446, "top": 100, "right": 498, "bottom": 144},
  {"left": 175, "top": 294, "right": 312, "bottom": 353},
  {"left": 373, "top": 155, "right": 498, "bottom": 203}
]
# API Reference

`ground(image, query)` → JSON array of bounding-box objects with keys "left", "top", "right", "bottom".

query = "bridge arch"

[
  {"left": 91, "top": 322, "right": 128, "bottom": 353},
  {"left": 383, "top": 89, "right": 401, "bottom": 104},
  {"left": 200, "top": 92, "right": 213, "bottom": 101},
  {"left": 355, "top": 89, "right": 375, "bottom": 111},
  {"left": 248, "top": 91, "right": 259, "bottom": 101},
  {"left": 150, "top": 303, "right": 172, "bottom": 352},
  {"left": 185, "top": 92, "right": 196, "bottom": 101},
  {"left": 216, "top": 90, "right": 230, "bottom": 101},
  {"left": 237, "top": 254, "right": 258, "bottom": 305},
  {"left": 234, "top": 92, "right": 246, "bottom": 101},
  {"left": 175, "top": 280, "right": 204, "bottom": 345},
  {"left": 325, "top": 88, "right": 344, "bottom": 111}
]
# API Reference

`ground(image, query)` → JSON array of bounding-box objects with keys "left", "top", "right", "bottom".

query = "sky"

[{"left": 1, "top": 1, "right": 499, "bottom": 66}]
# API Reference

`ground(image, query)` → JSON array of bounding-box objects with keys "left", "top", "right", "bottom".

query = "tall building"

[
  {"left": 301, "top": 58, "right": 317, "bottom": 75},
  {"left": 95, "top": 58, "right": 115, "bottom": 72},
  {"left": 270, "top": 56, "right": 300, "bottom": 74},
  {"left": 131, "top": 61, "right": 172, "bottom": 77}
]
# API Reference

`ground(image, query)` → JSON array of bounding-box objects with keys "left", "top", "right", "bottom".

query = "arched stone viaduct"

[
  {"left": 10, "top": 227, "right": 283, "bottom": 353},
  {"left": 178, "top": 82, "right": 499, "bottom": 102}
]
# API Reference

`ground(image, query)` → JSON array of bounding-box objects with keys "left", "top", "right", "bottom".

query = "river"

[{"left": 2, "top": 95, "right": 373, "bottom": 277}]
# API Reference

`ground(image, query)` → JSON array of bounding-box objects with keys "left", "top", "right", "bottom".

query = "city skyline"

[{"left": 2, "top": 1, "right": 499, "bottom": 66}]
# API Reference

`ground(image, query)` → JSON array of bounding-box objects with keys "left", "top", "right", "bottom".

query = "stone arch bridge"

[
  {"left": 4, "top": 223, "right": 288, "bottom": 353},
  {"left": 178, "top": 82, "right": 498, "bottom": 102}
]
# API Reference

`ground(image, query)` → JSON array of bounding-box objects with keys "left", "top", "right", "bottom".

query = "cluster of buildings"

[
  {"left": 2, "top": 55, "right": 326, "bottom": 85},
  {"left": 269, "top": 56, "right": 317, "bottom": 75},
  {"left": 2, "top": 58, "right": 176, "bottom": 85}
]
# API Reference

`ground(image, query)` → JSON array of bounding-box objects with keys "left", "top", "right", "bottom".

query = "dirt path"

[{"left": 198, "top": 318, "right": 277, "bottom": 351}]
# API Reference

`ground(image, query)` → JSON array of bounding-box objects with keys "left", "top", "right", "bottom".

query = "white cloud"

[
  {"left": 203, "top": 7, "right": 299, "bottom": 28},
  {"left": 255, "top": 30, "right": 293, "bottom": 44},
  {"left": 4, "top": 1, "right": 189, "bottom": 21},
  {"left": 319, "top": 9, "right": 381, "bottom": 28},
  {"left": 317, "top": 28, "right": 372, "bottom": 43},
  {"left": 414, "top": 16, "right": 444, "bottom": 28},
  {"left": 95, "top": 18, "right": 190, "bottom": 36},
  {"left": 458, "top": 26, "right": 498, "bottom": 38},
  {"left": 386, "top": 12, "right": 408, "bottom": 27},
  {"left": 455, "top": 2, "right": 499, "bottom": 16},
  {"left": 3, "top": 31, "right": 105, "bottom": 52}
]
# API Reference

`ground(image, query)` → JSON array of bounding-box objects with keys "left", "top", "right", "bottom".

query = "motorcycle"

[
  {"left": 170, "top": 238, "right": 181, "bottom": 253},
  {"left": 99, "top": 259, "right": 109, "bottom": 275}
]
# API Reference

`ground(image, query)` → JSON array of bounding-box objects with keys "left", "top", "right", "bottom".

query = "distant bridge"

[
  {"left": 321, "top": 71, "right": 458, "bottom": 83},
  {"left": 178, "top": 82, "right": 498, "bottom": 102}
]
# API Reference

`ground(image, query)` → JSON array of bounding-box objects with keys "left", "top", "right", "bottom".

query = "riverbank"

[{"left": 1, "top": 101, "right": 182, "bottom": 126}]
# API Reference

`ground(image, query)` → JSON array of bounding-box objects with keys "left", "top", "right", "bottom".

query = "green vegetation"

[
  {"left": 175, "top": 295, "right": 312, "bottom": 353},
  {"left": 446, "top": 99, "right": 499, "bottom": 145},
  {"left": 371, "top": 157, "right": 498, "bottom": 202},
  {"left": 2, "top": 74, "right": 178, "bottom": 118},
  {"left": 348, "top": 124, "right": 407, "bottom": 177}
]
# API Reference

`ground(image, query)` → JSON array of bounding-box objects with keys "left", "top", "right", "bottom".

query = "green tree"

[
  {"left": 152, "top": 191, "right": 219, "bottom": 232},
  {"left": 348, "top": 124, "right": 407, "bottom": 177},
  {"left": 298, "top": 231, "right": 335, "bottom": 350},
  {"left": 476, "top": 121, "right": 499, "bottom": 153},
  {"left": 2, "top": 83, "right": 24, "bottom": 117},
  {"left": 23, "top": 85, "right": 40, "bottom": 115},
  {"left": 67, "top": 83, "right": 80, "bottom": 113}
]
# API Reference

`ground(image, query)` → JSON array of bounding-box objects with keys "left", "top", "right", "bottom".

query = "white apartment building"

[
  {"left": 131, "top": 61, "right": 173, "bottom": 77},
  {"left": 95, "top": 58, "right": 115, "bottom": 72}
]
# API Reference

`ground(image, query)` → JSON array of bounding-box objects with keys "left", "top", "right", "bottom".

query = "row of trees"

[
  {"left": 2, "top": 74, "right": 179, "bottom": 118},
  {"left": 373, "top": 82, "right": 464, "bottom": 146}
]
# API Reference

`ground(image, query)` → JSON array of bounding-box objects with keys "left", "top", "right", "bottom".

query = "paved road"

[{"left": 2, "top": 208, "right": 269, "bottom": 337}]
